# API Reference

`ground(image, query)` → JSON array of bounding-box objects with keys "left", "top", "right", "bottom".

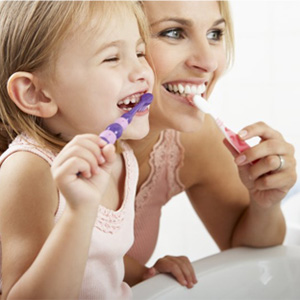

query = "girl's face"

[
  {"left": 143, "top": 1, "right": 227, "bottom": 132},
  {"left": 42, "top": 10, "right": 154, "bottom": 141}
]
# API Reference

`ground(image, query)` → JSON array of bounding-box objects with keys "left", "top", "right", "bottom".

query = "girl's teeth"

[{"left": 117, "top": 93, "right": 143, "bottom": 110}]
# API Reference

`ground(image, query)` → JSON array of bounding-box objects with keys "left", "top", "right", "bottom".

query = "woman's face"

[{"left": 143, "top": 1, "right": 227, "bottom": 132}]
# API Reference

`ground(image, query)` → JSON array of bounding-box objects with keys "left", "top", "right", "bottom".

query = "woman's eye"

[
  {"left": 159, "top": 28, "right": 184, "bottom": 40},
  {"left": 207, "top": 29, "right": 224, "bottom": 41}
]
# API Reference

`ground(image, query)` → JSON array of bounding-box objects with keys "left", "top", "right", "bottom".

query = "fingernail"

[
  {"left": 238, "top": 130, "right": 248, "bottom": 139},
  {"left": 235, "top": 155, "right": 246, "bottom": 165},
  {"left": 182, "top": 280, "right": 188, "bottom": 286},
  {"left": 95, "top": 167, "right": 102, "bottom": 175},
  {"left": 99, "top": 156, "right": 106, "bottom": 164}
]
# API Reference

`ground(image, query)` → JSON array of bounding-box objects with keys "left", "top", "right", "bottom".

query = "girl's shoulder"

[{"left": 0, "top": 150, "right": 58, "bottom": 220}]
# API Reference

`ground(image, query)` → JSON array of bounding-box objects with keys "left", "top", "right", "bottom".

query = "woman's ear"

[{"left": 7, "top": 72, "right": 58, "bottom": 118}]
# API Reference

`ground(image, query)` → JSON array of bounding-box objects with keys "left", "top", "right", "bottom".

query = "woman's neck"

[
  {"left": 127, "top": 126, "right": 162, "bottom": 167},
  {"left": 127, "top": 110, "right": 170, "bottom": 166}
]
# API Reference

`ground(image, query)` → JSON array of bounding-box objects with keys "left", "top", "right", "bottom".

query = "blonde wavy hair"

[
  {"left": 0, "top": 1, "right": 149, "bottom": 154},
  {"left": 218, "top": 1, "right": 235, "bottom": 69}
]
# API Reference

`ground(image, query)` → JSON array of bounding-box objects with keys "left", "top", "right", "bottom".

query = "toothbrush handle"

[
  {"left": 99, "top": 93, "right": 153, "bottom": 144},
  {"left": 99, "top": 117, "right": 129, "bottom": 144},
  {"left": 224, "top": 127, "right": 250, "bottom": 153},
  {"left": 216, "top": 118, "right": 250, "bottom": 154}
]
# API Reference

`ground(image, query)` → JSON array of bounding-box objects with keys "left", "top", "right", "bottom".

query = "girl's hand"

[
  {"left": 143, "top": 255, "right": 197, "bottom": 289},
  {"left": 51, "top": 134, "right": 116, "bottom": 209},
  {"left": 232, "top": 122, "right": 297, "bottom": 208}
]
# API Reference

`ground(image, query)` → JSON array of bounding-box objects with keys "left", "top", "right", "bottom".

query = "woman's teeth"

[
  {"left": 164, "top": 83, "right": 206, "bottom": 97},
  {"left": 117, "top": 94, "right": 141, "bottom": 111}
]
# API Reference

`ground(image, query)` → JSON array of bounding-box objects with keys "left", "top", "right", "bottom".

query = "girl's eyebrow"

[
  {"left": 94, "top": 38, "right": 145, "bottom": 57},
  {"left": 93, "top": 40, "right": 121, "bottom": 57},
  {"left": 150, "top": 17, "right": 226, "bottom": 27}
]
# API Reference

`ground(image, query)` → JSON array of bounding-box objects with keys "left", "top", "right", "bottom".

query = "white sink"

[{"left": 132, "top": 245, "right": 300, "bottom": 299}]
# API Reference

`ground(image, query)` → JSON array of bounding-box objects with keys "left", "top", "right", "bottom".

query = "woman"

[{"left": 125, "top": 1, "right": 297, "bottom": 289}]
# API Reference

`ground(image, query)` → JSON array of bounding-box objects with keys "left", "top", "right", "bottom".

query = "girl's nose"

[
  {"left": 128, "top": 59, "right": 153, "bottom": 83},
  {"left": 185, "top": 40, "right": 218, "bottom": 73}
]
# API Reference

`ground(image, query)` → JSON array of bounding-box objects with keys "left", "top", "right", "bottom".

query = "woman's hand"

[
  {"left": 233, "top": 122, "right": 297, "bottom": 207},
  {"left": 143, "top": 255, "right": 197, "bottom": 289},
  {"left": 51, "top": 134, "right": 116, "bottom": 209}
]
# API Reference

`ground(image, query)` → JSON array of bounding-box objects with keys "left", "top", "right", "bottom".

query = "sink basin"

[{"left": 132, "top": 245, "right": 300, "bottom": 299}]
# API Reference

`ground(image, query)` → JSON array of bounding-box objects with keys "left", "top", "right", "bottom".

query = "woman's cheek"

[{"left": 148, "top": 43, "right": 173, "bottom": 76}]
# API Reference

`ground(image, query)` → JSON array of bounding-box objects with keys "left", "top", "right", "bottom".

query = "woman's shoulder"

[
  {"left": 179, "top": 115, "right": 233, "bottom": 187},
  {"left": 180, "top": 115, "right": 222, "bottom": 159}
]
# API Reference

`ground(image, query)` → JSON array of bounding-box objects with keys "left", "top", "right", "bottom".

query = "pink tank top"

[
  {"left": 127, "top": 129, "right": 185, "bottom": 264},
  {"left": 0, "top": 133, "right": 138, "bottom": 299}
]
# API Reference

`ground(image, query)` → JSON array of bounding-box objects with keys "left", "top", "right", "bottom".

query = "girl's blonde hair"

[
  {"left": 218, "top": 1, "right": 235, "bottom": 69},
  {"left": 0, "top": 1, "right": 149, "bottom": 154}
]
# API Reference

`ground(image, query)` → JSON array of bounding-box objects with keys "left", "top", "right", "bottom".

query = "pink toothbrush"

[
  {"left": 99, "top": 93, "right": 153, "bottom": 144},
  {"left": 193, "top": 95, "right": 250, "bottom": 154}
]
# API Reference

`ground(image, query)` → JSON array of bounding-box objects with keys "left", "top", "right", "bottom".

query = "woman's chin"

[{"left": 173, "top": 118, "right": 205, "bottom": 133}]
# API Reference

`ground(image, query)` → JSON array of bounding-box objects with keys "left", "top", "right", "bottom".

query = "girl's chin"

[{"left": 121, "top": 126, "right": 150, "bottom": 141}]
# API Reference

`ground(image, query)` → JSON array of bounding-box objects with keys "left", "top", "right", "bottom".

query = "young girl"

[{"left": 0, "top": 1, "right": 154, "bottom": 299}]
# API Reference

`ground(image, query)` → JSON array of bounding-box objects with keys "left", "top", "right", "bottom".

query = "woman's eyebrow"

[
  {"left": 151, "top": 17, "right": 226, "bottom": 27},
  {"left": 150, "top": 18, "right": 192, "bottom": 27},
  {"left": 213, "top": 18, "right": 226, "bottom": 27}
]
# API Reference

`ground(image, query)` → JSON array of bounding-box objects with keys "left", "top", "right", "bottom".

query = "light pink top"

[
  {"left": 0, "top": 133, "right": 138, "bottom": 299},
  {"left": 127, "top": 129, "right": 185, "bottom": 264}
]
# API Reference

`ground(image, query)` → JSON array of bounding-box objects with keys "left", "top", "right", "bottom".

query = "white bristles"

[{"left": 193, "top": 95, "right": 211, "bottom": 114}]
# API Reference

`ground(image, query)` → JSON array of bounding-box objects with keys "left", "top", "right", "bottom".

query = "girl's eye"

[
  {"left": 207, "top": 29, "right": 224, "bottom": 41},
  {"left": 103, "top": 56, "right": 119, "bottom": 63},
  {"left": 158, "top": 28, "right": 184, "bottom": 40},
  {"left": 137, "top": 52, "right": 146, "bottom": 58}
]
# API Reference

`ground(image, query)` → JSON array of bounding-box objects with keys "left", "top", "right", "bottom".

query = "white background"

[{"left": 147, "top": 0, "right": 300, "bottom": 266}]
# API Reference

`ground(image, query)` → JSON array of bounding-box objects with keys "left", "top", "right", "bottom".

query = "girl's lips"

[{"left": 134, "top": 107, "right": 150, "bottom": 117}]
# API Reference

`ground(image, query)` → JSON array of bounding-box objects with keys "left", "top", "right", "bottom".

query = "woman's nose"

[{"left": 185, "top": 40, "right": 218, "bottom": 73}]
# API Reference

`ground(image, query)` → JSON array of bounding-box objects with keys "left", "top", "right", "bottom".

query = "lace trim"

[
  {"left": 9, "top": 133, "right": 57, "bottom": 163},
  {"left": 166, "top": 130, "right": 185, "bottom": 198},
  {"left": 94, "top": 142, "right": 136, "bottom": 234},
  {"left": 136, "top": 130, "right": 185, "bottom": 210}
]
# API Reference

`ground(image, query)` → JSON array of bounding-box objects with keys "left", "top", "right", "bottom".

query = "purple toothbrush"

[{"left": 99, "top": 93, "right": 153, "bottom": 144}]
